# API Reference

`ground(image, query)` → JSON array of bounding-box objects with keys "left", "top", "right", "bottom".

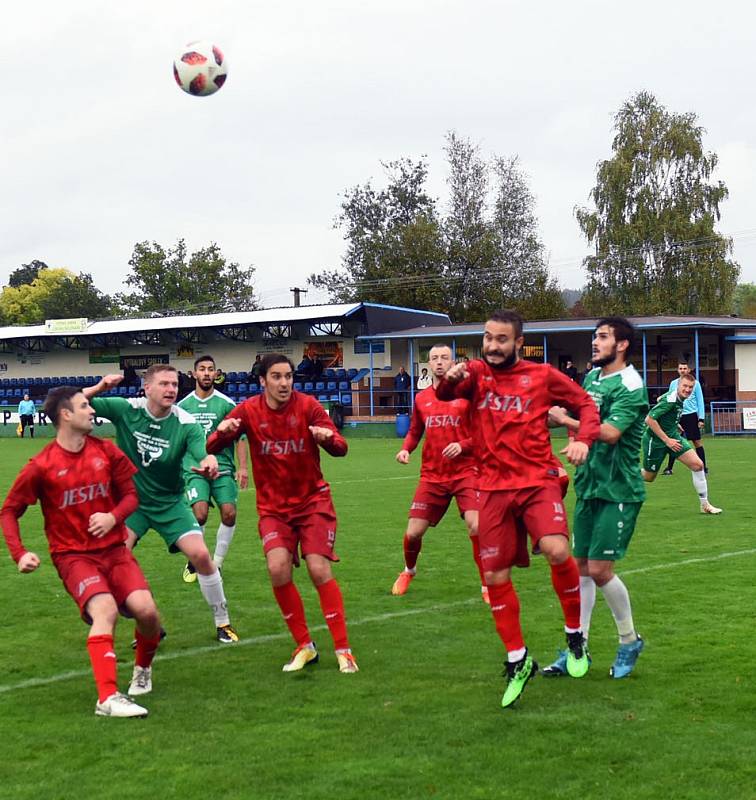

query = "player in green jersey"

[
  {"left": 545, "top": 317, "right": 648, "bottom": 679},
  {"left": 641, "top": 372, "right": 722, "bottom": 515},
  {"left": 178, "top": 354, "right": 248, "bottom": 583},
  {"left": 85, "top": 364, "right": 240, "bottom": 644}
]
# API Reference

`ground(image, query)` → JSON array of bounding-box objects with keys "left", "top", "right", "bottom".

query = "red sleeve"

[
  {"left": 0, "top": 460, "right": 42, "bottom": 563},
  {"left": 436, "top": 374, "right": 474, "bottom": 404},
  {"left": 547, "top": 367, "right": 600, "bottom": 446},
  {"left": 206, "top": 403, "right": 248, "bottom": 454},
  {"left": 402, "top": 400, "right": 425, "bottom": 452},
  {"left": 458, "top": 436, "right": 474, "bottom": 455},
  {"left": 101, "top": 439, "right": 139, "bottom": 525},
  {"left": 308, "top": 400, "right": 348, "bottom": 457}
]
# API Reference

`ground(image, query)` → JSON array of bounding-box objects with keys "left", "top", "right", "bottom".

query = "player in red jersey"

[
  {"left": 0, "top": 387, "right": 163, "bottom": 718},
  {"left": 206, "top": 353, "right": 358, "bottom": 674},
  {"left": 392, "top": 343, "right": 488, "bottom": 601},
  {"left": 437, "top": 310, "right": 600, "bottom": 708}
]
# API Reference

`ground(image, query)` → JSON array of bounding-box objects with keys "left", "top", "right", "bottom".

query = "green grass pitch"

[{"left": 0, "top": 436, "right": 754, "bottom": 800}]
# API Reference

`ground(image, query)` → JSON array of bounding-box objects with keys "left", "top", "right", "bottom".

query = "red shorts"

[
  {"left": 478, "top": 482, "right": 569, "bottom": 571},
  {"left": 51, "top": 544, "right": 151, "bottom": 624},
  {"left": 409, "top": 476, "right": 478, "bottom": 527},
  {"left": 258, "top": 494, "right": 339, "bottom": 563}
]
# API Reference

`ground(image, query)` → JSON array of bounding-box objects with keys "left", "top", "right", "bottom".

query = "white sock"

[
  {"left": 197, "top": 569, "right": 230, "bottom": 627},
  {"left": 213, "top": 523, "right": 236, "bottom": 568},
  {"left": 599, "top": 575, "right": 637, "bottom": 644},
  {"left": 507, "top": 647, "right": 527, "bottom": 663},
  {"left": 691, "top": 470, "right": 708, "bottom": 504},
  {"left": 579, "top": 576, "right": 596, "bottom": 641}
]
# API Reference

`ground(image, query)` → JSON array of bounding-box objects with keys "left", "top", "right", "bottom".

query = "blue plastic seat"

[
  {"left": 118, "top": 386, "right": 128, "bottom": 396},
  {"left": 341, "top": 392, "right": 352, "bottom": 406},
  {"left": 293, "top": 382, "right": 303, "bottom": 391},
  {"left": 338, "top": 381, "right": 349, "bottom": 391},
  {"left": 227, "top": 383, "right": 237, "bottom": 394},
  {"left": 227, "top": 372, "right": 238, "bottom": 382},
  {"left": 347, "top": 369, "right": 358, "bottom": 379},
  {"left": 330, "top": 394, "right": 340, "bottom": 403},
  {"left": 315, "top": 381, "right": 325, "bottom": 392},
  {"left": 237, "top": 383, "right": 248, "bottom": 395},
  {"left": 324, "top": 369, "right": 335, "bottom": 379},
  {"left": 304, "top": 382, "right": 314, "bottom": 393},
  {"left": 327, "top": 381, "right": 337, "bottom": 391},
  {"left": 317, "top": 394, "right": 328, "bottom": 403}
]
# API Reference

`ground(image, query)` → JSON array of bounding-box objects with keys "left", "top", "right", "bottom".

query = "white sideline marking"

[{"left": 1, "top": 547, "right": 754, "bottom": 697}]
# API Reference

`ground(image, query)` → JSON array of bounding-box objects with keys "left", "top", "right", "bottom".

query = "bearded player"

[
  {"left": 391, "top": 343, "right": 487, "bottom": 602},
  {"left": 206, "top": 353, "right": 358, "bottom": 674},
  {"left": 0, "top": 387, "right": 162, "bottom": 717},
  {"left": 438, "top": 309, "right": 600, "bottom": 708}
]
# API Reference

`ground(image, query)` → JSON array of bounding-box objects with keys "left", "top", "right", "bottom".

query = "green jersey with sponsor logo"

[
  {"left": 646, "top": 388, "right": 684, "bottom": 438},
  {"left": 91, "top": 396, "right": 206, "bottom": 507},
  {"left": 573, "top": 365, "right": 648, "bottom": 503},
  {"left": 178, "top": 389, "right": 237, "bottom": 476}
]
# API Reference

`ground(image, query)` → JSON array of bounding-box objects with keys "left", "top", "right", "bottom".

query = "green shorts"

[
  {"left": 641, "top": 432, "right": 692, "bottom": 473},
  {"left": 572, "top": 497, "right": 643, "bottom": 561},
  {"left": 126, "top": 497, "right": 203, "bottom": 553},
  {"left": 185, "top": 473, "right": 239, "bottom": 508}
]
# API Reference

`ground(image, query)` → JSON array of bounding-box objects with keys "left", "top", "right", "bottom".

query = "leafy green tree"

[
  {"left": 309, "top": 158, "right": 446, "bottom": 311},
  {"left": 116, "top": 239, "right": 258, "bottom": 315},
  {"left": 8, "top": 260, "right": 48, "bottom": 288},
  {"left": 576, "top": 91, "right": 739, "bottom": 315},
  {"left": 311, "top": 139, "right": 565, "bottom": 321},
  {"left": 0, "top": 268, "right": 112, "bottom": 324},
  {"left": 490, "top": 155, "right": 565, "bottom": 319},
  {"left": 733, "top": 282, "right": 756, "bottom": 318}
]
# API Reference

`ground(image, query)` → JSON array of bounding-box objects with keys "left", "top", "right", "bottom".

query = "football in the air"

[{"left": 173, "top": 41, "right": 228, "bottom": 96}]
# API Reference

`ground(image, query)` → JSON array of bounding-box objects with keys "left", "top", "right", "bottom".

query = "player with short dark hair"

[
  {"left": 206, "top": 353, "right": 359, "bottom": 674},
  {"left": 178, "top": 354, "right": 248, "bottom": 583},
  {"left": 642, "top": 372, "right": 722, "bottom": 514},
  {"left": 392, "top": 344, "right": 487, "bottom": 602},
  {"left": 84, "top": 366, "right": 241, "bottom": 644},
  {"left": 545, "top": 317, "right": 649, "bottom": 680},
  {"left": 0, "top": 386, "right": 162, "bottom": 717},
  {"left": 438, "top": 310, "right": 601, "bottom": 708}
]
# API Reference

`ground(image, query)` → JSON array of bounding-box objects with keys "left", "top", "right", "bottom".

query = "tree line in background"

[
  {"left": 0, "top": 242, "right": 258, "bottom": 326},
  {"left": 311, "top": 90, "right": 742, "bottom": 321},
  {"left": 0, "top": 90, "right": 750, "bottom": 327}
]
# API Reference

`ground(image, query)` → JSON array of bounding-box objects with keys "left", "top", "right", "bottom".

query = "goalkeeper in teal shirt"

[{"left": 17, "top": 393, "right": 35, "bottom": 438}]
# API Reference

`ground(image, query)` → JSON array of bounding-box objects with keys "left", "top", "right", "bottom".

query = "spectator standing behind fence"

[
  {"left": 251, "top": 355, "right": 263, "bottom": 382},
  {"left": 394, "top": 367, "right": 411, "bottom": 413},
  {"left": 417, "top": 368, "right": 432, "bottom": 390},
  {"left": 18, "top": 394, "right": 35, "bottom": 438},
  {"left": 564, "top": 361, "right": 578, "bottom": 381}
]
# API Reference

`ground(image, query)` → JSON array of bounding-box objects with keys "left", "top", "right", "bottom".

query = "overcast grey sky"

[{"left": 2, "top": 0, "right": 754, "bottom": 310}]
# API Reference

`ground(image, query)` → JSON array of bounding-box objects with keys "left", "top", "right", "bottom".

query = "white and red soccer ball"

[{"left": 173, "top": 41, "right": 228, "bottom": 97}]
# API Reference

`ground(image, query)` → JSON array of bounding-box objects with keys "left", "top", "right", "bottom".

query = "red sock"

[
  {"left": 87, "top": 634, "right": 118, "bottom": 703},
  {"left": 134, "top": 628, "right": 161, "bottom": 669},
  {"left": 403, "top": 534, "right": 423, "bottom": 570},
  {"left": 273, "top": 582, "right": 311, "bottom": 647},
  {"left": 550, "top": 557, "right": 581, "bottom": 630},
  {"left": 487, "top": 581, "right": 525, "bottom": 653},
  {"left": 316, "top": 578, "right": 350, "bottom": 651},
  {"left": 469, "top": 535, "right": 486, "bottom": 584}
]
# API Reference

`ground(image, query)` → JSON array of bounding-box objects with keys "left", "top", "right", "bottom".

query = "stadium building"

[{"left": 2, "top": 306, "right": 756, "bottom": 436}]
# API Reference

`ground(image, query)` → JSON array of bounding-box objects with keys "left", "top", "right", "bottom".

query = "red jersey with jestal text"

[
  {"left": 206, "top": 391, "right": 347, "bottom": 516},
  {"left": 0, "top": 436, "right": 139, "bottom": 562},
  {"left": 436, "top": 358, "right": 600, "bottom": 491},
  {"left": 403, "top": 386, "right": 476, "bottom": 481}
]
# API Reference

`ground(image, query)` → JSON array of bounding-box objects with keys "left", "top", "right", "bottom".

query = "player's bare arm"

[
  {"left": 83, "top": 373, "right": 123, "bottom": 398},
  {"left": 645, "top": 415, "right": 683, "bottom": 451},
  {"left": 88, "top": 512, "right": 116, "bottom": 538},
  {"left": 309, "top": 425, "right": 333, "bottom": 444},
  {"left": 550, "top": 405, "right": 621, "bottom": 445},
  {"left": 396, "top": 449, "right": 411, "bottom": 464},
  {"left": 17, "top": 551, "right": 41, "bottom": 573},
  {"left": 235, "top": 439, "right": 249, "bottom": 489}
]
